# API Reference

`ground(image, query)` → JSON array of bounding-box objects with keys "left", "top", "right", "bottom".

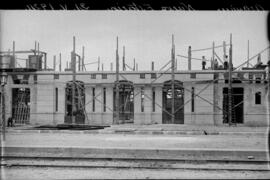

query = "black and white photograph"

[{"left": 0, "top": 5, "right": 270, "bottom": 179}]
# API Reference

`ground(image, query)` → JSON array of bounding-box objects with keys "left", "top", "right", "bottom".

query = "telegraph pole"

[
  {"left": 115, "top": 37, "right": 120, "bottom": 124},
  {"left": 171, "top": 35, "right": 175, "bottom": 124},
  {"left": 228, "top": 34, "right": 233, "bottom": 126}
]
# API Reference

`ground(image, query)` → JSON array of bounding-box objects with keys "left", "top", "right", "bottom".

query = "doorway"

[
  {"left": 65, "top": 81, "right": 85, "bottom": 124},
  {"left": 162, "top": 80, "right": 184, "bottom": 124},
  {"left": 223, "top": 87, "right": 244, "bottom": 124},
  {"left": 12, "top": 88, "right": 30, "bottom": 124},
  {"left": 113, "top": 80, "right": 134, "bottom": 124}
]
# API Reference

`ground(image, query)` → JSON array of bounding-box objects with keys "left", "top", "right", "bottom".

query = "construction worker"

[
  {"left": 256, "top": 54, "right": 263, "bottom": 68},
  {"left": 224, "top": 55, "right": 228, "bottom": 69},
  {"left": 7, "top": 116, "right": 14, "bottom": 127},
  {"left": 202, "top": 56, "right": 206, "bottom": 70},
  {"left": 214, "top": 59, "right": 218, "bottom": 70}
]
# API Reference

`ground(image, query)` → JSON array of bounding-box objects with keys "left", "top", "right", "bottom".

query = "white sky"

[{"left": 0, "top": 11, "right": 268, "bottom": 71}]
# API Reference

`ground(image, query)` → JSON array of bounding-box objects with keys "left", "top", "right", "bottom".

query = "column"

[
  {"left": 85, "top": 85, "right": 93, "bottom": 125},
  {"left": 133, "top": 86, "right": 143, "bottom": 124},
  {"left": 144, "top": 85, "right": 152, "bottom": 124},
  {"left": 95, "top": 85, "right": 102, "bottom": 125},
  {"left": 154, "top": 86, "right": 162, "bottom": 124}
]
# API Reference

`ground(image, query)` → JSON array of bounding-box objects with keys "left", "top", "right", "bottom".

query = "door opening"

[{"left": 162, "top": 80, "right": 184, "bottom": 124}]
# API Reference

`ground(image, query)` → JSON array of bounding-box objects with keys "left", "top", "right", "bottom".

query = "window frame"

[
  {"left": 140, "top": 73, "right": 145, "bottom": 79},
  {"left": 91, "top": 74, "right": 96, "bottom": 79},
  {"left": 255, "top": 91, "right": 261, "bottom": 105},
  {"left": 92, "top": 88, "right": 95, "bottom": 112},
  {"left": 102, "top": 74, "right": 107, "bottom": 79},
  {"left": 191, "top": 87, "right": 195, "bottom": 112},
  {"left": 151, "top": 73, "right": 157, "bottom": 79}
]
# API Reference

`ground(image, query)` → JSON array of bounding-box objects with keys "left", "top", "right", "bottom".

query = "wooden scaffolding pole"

[
  {"left": 188, "top": 46, "right": 191, "bottom": 70},
  {"left": 223, "top": 41, "right": 226, "bottom": 62},
  {"left": 78, "top": 53, "right": 81, "bottom": 71},
  {"left": 171, "top": 35, "right": 175, "bottom": 124},
  {"left": 228, "top": 34, "right": 233, "bottom": 126},
  {"left": 247, "top": 40, "right": 250, "bottom": 68},
  {"left": 115, "top": 36, "right": 120, "bottom": 124},
  {"left": 59, "top": 53, "right": 62, "bottom": 72},
  {"left": 82, "top": 46, "right": 85, "bottom": 71},
  {"left": 53, "top": 55, "right": 56, "bottom": 71},
  {"left": 34, "top": 41, "right": 37, "bottom": 56},
  {"left": 212, "top": 42, "right": 215, "bottom": 69},
  {"left": 98, "top": 56, "right": 100, "bottom": 71},
  {"left": 1, "top": 77, "right": 6, "bottom": 141},
  {"left": 44, "top": 53, "right": 47, "bottom": 70},
  {"left": 12, "top": 41, "right": 15, "bottom": 68},
  {"left": 123, "top": 46, "right": 125, "bottom": 71},
  {"left": 133, "top": 58, "right": 135, "bottom": 71},
  {"left": 71, "top": 36, "right": 76, "bottom": 124},
  {"left": 37, "top": 43, "right": 40, "bottom": 56}
]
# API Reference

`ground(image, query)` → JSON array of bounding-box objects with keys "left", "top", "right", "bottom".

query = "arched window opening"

[
  {"left": 113, "top": 80, "right": 134, "bottom": 124},
  {"left": 65, "top": 81, "right": 85, "bottom": 124},
  {"left": 162, "top": 80, "right": 184, "bottom": 124}
]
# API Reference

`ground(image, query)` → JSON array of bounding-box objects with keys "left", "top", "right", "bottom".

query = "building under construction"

[{"left": 0, "top": 36, "right": 269, "bottom": 127}]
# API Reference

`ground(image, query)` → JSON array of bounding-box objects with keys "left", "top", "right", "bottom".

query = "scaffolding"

[
  {"left": 71, "top": 34, "right": 269, "bottom": 126},
  {"left": 1, "top": 35, "right": 270, "bottom": 127}
]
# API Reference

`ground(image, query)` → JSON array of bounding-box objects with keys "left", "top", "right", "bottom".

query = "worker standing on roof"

[
  {"left": 202, "top": 56, "right": 206, "bottom": 70},
  {"left": 214, "top": 59, "right": 218, "bottom": 70},
  {"left": 224, "top": 55, "right": 228, "bottom": 70}
]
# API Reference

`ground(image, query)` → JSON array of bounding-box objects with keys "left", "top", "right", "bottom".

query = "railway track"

[{"left": 1, "top": 156, "right": 269, "bottom": 171}]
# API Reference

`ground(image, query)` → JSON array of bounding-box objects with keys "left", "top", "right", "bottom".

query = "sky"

[{"left": 0, "top": 11, "right": 268, "bottom": 71}]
